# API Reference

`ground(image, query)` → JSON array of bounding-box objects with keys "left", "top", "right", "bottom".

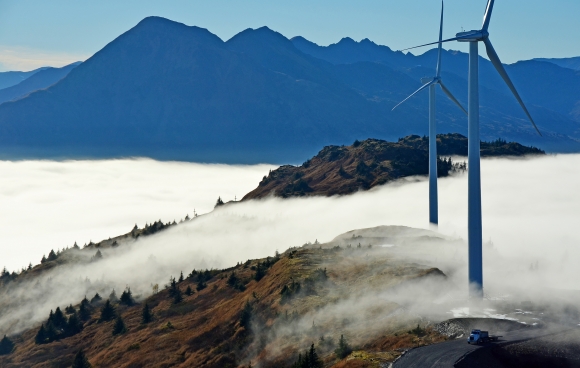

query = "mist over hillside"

[
  {"left": 0, "top": 17, "right": 578, "bottom": 163},
  {"left": 1, "top": 154, "right": 579, "bottom": 337},
  {"left": 0, "top": 159, "right": 274, "bottom": 271}
]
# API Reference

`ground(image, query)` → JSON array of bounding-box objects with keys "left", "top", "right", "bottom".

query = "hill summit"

[{"left": 243, "top": 134, "right": 544, "bottom": 199}]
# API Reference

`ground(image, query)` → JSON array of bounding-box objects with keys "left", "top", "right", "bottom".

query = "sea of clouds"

[
  {"left": 1, "top": 154, "right": 579, "bottom": 334},
  {"left": 0, "top": 159, "right": 275, "bottom": 271}
]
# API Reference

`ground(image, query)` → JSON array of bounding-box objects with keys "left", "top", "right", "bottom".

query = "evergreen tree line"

[
  {"left": 167, "top": 276, "right": 184, "bottom": 304},
  {"left": 227, "top": 271, "right": 246, "bottom": 291},
  {"left": 187, "top": 269, "right": 216, "bottom": 291},
  {"left": 252, "top": 254, "right": 280, "bottom": 282},
  {"left": 280, "top": 280, "right": 302, "bottom": 304},
  {"left": 292, "top": 344, "right": 323, "bottom": 368},
  {"left": 35, "top": 287, "right": 143, "bottom": 344},
  {"left": 35, "top": 306, "right": 83, "bottom": 344}
]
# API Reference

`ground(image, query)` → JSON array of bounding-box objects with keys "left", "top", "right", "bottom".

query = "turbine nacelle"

[
  {"left": 421, "top": 77, "right": 440, "bottom": 84},
  {"left": 455, "top": 30, "right": 489, "bottom": 42}
]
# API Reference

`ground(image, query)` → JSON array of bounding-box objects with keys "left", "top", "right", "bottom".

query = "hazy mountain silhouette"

[
  {"left": 0, "top": 62, "right": 80, "bottom": 105},
  {"left": 0, "top": 67, "right": 48, "bottom": 90},
  {"left": 293, "top": 37, "right": 580, "bottom": 149},
  {"left": 0, "top": 17, "right": 578, "bottom": 163},
  {"left": 534, "top": 57, "right": 580, "bottom": 71}
]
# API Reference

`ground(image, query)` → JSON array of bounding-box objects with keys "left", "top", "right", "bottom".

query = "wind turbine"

[
  {"left": 402, "top": 0, "right": 541, "bottom": 298},
  {"left": 392, "top": 1, "right": 467, "bottom": 226}
]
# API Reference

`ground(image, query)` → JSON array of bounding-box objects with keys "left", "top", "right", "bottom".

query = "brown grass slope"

[
  {"left": 0, "top": 227, "right": 453, "bottom": 368},
  {"left": 243, "top": 134, "right": 544, "bottom": 199}
]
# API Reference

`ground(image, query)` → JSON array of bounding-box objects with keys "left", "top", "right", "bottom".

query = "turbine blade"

[
  {"left": 483, "top": 38, "right": 542, "bottom": 136},
  {"left": 436, "top": 0, "right": 444, "bottom": 77},
  {"left": 439, "top": 81, "right": 467, "bottom": 115},
  {"left": 482, "top": 0, "right": 495, "bottom": 31},
  {"left": 399, "top": 36, "right": 459, "bottom": 52},
  {"left": 392, "top": 80, "right": 436, "bottom": 111}
]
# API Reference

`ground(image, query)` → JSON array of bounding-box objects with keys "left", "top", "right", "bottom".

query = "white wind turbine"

[
  {"left": 392, "top": 1, "right": 467, "bottom": 226},
  {"left": 403, "top": 0, "right": 542, "bottom": 298}
]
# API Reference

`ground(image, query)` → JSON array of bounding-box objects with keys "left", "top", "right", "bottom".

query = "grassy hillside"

[
  {"left": 0, "top": 225, "right": 455, "bottom": 368},
  {"left": 243, "top": 134, "right": 544, "bottom": 199}
]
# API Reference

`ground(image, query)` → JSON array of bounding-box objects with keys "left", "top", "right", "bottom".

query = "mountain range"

[
  {"left": 0, "top": 62, "right": 80, "bottom": 105},
  {"left": 0, "top": 17, "right": 578, "bottom": 163},
  {"left": 0, "top": 67, "right": 49, "bottom": 90}
]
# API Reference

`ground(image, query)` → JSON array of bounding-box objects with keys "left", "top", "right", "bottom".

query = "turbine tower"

[
  {"left": 402, "top": 0, "right": 541, "bottom": 298},
  {"left": 392, "top": 1, "right": 467, "bottom": 226}
]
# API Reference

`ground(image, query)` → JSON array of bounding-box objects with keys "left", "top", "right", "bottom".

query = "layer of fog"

[
  {"left": 1, "top": 154, "right": 580, "bottom": 336},
  {"left": 0, "top": 159, "right": 275, "bottom": 271}
]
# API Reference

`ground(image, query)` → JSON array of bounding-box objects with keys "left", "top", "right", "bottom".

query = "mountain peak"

[
  {"left": 337, "top": 37, "right": 356, "bottom": 44},
  {"left": 130, "top": 16, "right": 223, "bottom": 44},
  {"left": 229, "top": 26, "right": 290, "bottom": 45}
]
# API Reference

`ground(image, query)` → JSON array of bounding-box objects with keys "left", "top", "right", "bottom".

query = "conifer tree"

[
  {"left": 120, "top": 288, "right": 134, "bottom": 306},
  {"left": 334, "top": 334, "right": 352, "bottom": 359},
  {"left": 66, "top": 312, "right": 82, "bottom": 336},
  {"left": 92, "top": 250, "right": 103, "bottom": 261},
  {"left": 35, "top": 324, "right": 47, "bottom": 344},
  {"left": 47, "top": 249, "right": 58, "bottom": 261},
  {"left": 65, "top": 304, "right": 76, "bottom": 314},
  {"left": 112, "top": 316, "right": 127, "bottom": 335},
  {"left": 168, "top": 276, "right": 177, "bottom": 297},
  {"left": 90, "top": 293, "right": 102, "bottom": 305},
  {"left": 308, "top": 344, "right": 323, "bottom": 368},
  {"left": 79, "top": 297, "right": 91, "bottom": 321},
  {"left": 98, "top": 300, "right": 116, "bottom": 322},
  {"left": 72, "top": 349, "right": 92, "bottom": 368},
  {"left": 44, "top": 321, "right": 58, "bottom": 342},
  {"left": 240, "top": 301, "right": 252, "bottom": 329},
  {"left": 0, "top": 335, "right": 15, "bottom": 355},
  {"left": 196, "top": 279, "right": 207, "bottom": 291},
  {"left": 185, "top": 285, "right": 193, "bottom": 296},
  {"left": 178, "top": 271, "right": 184, "bottom": 283},
  {"left": 41, "top": 255, "right": 47, "bottom": 263},
  {"left": 227, "top": 272, "right": 238, "bottom": 287},
  {"left": 254, "top": 262, "right": 265, "bottom": 281},
  {"left": 173, "top": 287, "right": 183, "bottom": 304},
  {"left": 52, "top": 307, "right": 66, "bottom": 329},
  {"left": 109, "top": 289, "right": 119, "bottom": 303},
  {"left": 141, "top": 303, "right": 152, "bottom": 324}
]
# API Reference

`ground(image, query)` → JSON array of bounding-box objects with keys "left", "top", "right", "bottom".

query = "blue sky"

[{"left": 0, "top": 0, "right": 578, "bottom": 71}]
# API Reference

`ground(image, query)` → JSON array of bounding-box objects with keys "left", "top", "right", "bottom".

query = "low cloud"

[
  {"left": 0, "top": 158, "right": 275, "bottom": 271},
  {"left": 1, "top": 154, "right": 579, "bottom": 337}
]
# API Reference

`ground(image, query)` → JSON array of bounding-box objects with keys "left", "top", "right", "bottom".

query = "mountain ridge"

[
  {"left": 0, "top": 62, "right": 80, "bottom": 105},
  {"left": 0, "top": 17, "right": 578, "bottom": 163},
  {"left": 242, "top": 134, "right": 544, "bottom": 200}
]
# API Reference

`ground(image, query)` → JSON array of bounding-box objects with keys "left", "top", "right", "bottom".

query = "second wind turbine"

[
  {"left": 402, "top": 0, "right": 542, "bottom": 298},
  {"left": 392, "top": 1, "right": 467, "bottom": 226}
]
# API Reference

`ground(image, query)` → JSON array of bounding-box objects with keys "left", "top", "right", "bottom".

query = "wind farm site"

[{"left": 1, "top": 0, "right": 580, "bottom": 367}]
